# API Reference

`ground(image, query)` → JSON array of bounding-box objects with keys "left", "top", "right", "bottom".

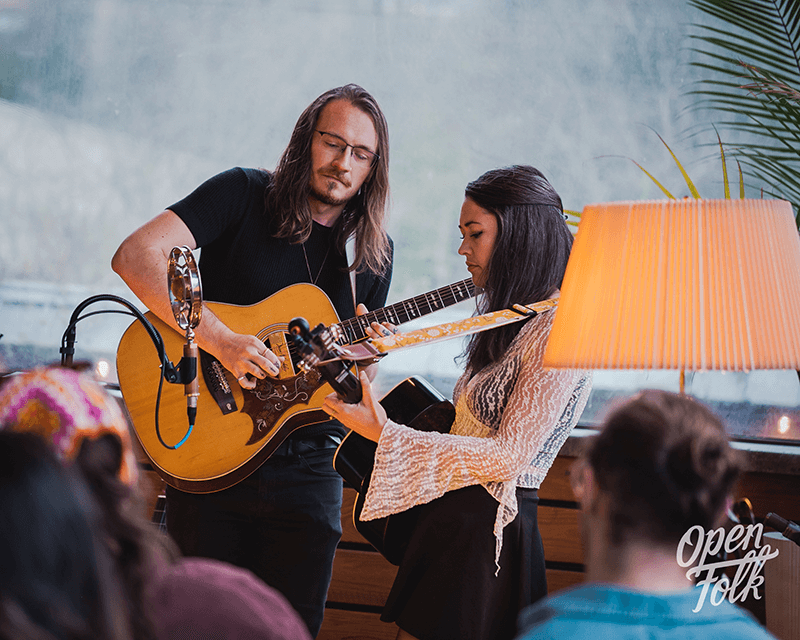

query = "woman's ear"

[
  {"left": 569, "top": 456, "right": 587, "bottom": 501},
  {"left": 570, "top": 457, "right": 598, "bottom": 513}
]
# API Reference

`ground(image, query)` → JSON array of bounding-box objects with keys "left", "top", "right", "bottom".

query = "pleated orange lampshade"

[{"left": 543, "top": 199, "right": 800, "bottom": 373}]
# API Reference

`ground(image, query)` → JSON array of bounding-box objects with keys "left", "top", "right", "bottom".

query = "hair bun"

[{"left": 587, "top": 390, "right": 741, "bottom": 546}]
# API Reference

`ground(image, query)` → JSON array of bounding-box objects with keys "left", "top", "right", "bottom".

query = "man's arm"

[{"left": 111, "top": 210, "right": 281, "bottom": 388}]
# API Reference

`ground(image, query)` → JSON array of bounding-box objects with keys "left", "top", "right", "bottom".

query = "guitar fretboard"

[{"left": 336, "top": 278, "right": 475, "bottom": 344}]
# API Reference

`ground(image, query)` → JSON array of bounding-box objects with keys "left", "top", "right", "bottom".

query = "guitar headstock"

[{"left": 288, "top": 318, "right": 363, "bottom": 404}]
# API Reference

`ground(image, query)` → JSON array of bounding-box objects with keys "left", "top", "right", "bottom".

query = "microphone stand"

[
  {"left": 181, "top": 325, "right": 199, "bottom": 430},
  {"left": 58, "top": 293, "right": 198, "bottom": 449},
  {"left": 60, "top": 294, "right": 167, "bottom": 368},
  {"left": 766, "top": 512, "right": 800, "bottom": 548}
]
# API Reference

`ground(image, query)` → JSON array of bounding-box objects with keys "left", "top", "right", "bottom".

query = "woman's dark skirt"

[{"left": 381, "top": 484, "right": 546, "bottom": 640}]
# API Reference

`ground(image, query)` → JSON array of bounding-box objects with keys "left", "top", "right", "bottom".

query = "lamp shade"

[{"left": 543, "top": 199, "right": 800, "bottom": 372}]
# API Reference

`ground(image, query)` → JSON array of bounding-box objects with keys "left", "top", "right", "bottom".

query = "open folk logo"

[{"left": 677, "top": 523, "right": 780, "bottom": 612}]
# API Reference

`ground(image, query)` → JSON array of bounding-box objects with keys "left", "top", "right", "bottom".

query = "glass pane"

[
  {"left": 2, "top": 0, "right": 797, "bottom": 444},
  {"left": 578, "top": 370, "right": 800, "bottom": 443}
]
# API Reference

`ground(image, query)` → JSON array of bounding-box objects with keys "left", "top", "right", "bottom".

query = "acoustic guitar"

[{"left": 116, "top": 279, "right": 475, "bottom": 493}]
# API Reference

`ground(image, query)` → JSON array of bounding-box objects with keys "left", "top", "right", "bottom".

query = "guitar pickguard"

[{"left": 241, "top": 369, "right": 324, "bottom": 445}]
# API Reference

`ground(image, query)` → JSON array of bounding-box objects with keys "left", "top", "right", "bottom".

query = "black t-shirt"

[
  {"left": 169, "top": 167, "right": 392, "bottom": 318},
  {"left": 168, "top": 167, "right": 393, "bottom": 440}
]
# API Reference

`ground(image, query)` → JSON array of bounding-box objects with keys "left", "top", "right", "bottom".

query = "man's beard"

[{"left": 310, "top": 183, "right": 350, "bottom": 207}]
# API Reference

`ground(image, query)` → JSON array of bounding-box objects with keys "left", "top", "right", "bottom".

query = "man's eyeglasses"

[{"left": 315, "top": 130, "right": 378, "bottom": 167}]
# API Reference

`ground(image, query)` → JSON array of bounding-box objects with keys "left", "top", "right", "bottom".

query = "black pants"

[{"left": 165, "top": 434, "right": 343, "bottom": 638}]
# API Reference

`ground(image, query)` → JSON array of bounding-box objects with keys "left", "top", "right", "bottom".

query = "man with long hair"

[{"left": 112, "top": 84, "right": 393, "bottom": 637}]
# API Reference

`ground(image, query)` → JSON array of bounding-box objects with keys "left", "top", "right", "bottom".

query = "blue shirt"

[{"left": 515, "top": 584, "right": 777, "bottom": 640}]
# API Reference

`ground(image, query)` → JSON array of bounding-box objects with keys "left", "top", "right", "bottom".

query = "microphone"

[
  {"left": 183, "top": 338, "right": 199, "bottom": 427},
  {"left": 167, "top": 246, "right": 203, "bottom": 434},
  {"left": 765, "top": 512, "right": 800, "bottom": 547}
]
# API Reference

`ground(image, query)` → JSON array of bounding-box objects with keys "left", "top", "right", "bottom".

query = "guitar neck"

[{"left": 335, "top": 278, "right": 475, "bottom": 344}]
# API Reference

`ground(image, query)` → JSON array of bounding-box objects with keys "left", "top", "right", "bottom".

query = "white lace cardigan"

[{"left": 360, "top": 309, "right": 592, "bottom": 569}]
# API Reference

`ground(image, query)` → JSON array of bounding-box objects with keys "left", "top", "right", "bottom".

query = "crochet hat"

[{"left": 0, "top": 367, "right": 138, "bottom": 485}]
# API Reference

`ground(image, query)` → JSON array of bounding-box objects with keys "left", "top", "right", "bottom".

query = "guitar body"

[
  {"left": 333, "top": 376, "right": 455, "bottom": 565},
  {"left": 117, "top": 284, "right": 340, "bottom": 494}
]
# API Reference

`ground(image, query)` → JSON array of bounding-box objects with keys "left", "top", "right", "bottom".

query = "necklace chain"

[{"left": 302, "top": 242, "right": 331, "bottom": 285}]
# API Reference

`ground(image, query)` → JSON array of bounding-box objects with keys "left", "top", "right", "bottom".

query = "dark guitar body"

[{"left": 333, "top": 375, "right": 455, "bottom": 566}]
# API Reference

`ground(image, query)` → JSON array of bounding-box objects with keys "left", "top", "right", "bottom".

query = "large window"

[{"left": 2, "top": 0, "right": 798, "bottom": 443}]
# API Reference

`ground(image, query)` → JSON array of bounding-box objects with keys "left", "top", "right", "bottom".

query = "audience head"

[
  {"left": 147, "top": 558, "right": 313, "bottom": 640},
  {"left": 574, "top": 390, "right": 741, "bottom": 550},
  {"left": 0, "top": 431, "right": 131, "bottom": 640},
  {"left": 462, "top": 164, "right": 573, "bottom": 371},
  {"left": 0, "top": 366, "right": 174, "bottom": 640}
]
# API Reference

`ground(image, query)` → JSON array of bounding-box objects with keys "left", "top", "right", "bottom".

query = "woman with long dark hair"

[
  {"left": 324, "top": 165, "right": 593, "bottom": 640},
  {"left": 0, "top": 431, "right": 132, "bottom": 640}
]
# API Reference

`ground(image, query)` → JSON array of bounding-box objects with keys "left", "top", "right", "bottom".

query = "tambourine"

[{"left": 167, "top": 246, "right": 202, "bottom": 333}]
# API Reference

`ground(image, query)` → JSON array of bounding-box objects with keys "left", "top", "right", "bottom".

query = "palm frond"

[
  {"left": 740, "top": 61, "right": 800, "bottom": 100},
  {"left": 564, "top": 209, "right": 581, "bottom": 235},
  {"left": 631, "top": 160, "right": 677, "bottom": 199},
  {"left": 629, "top": 131, "right": 748, "bottom": 201},
  {"left": 653, "top": 129, "right": 702, "bottom": 198},
  {"left": 714, "top": 127, "right": 732, "bottom": 197},
  {"left": 737, "top": 160, "right": 746, "bottom": 198},
  {"left": 686, "top": 0, "right": 800, "bottom": 223},
  {"left": 596, "top": 153, "right": 677, "bottom": 198}
]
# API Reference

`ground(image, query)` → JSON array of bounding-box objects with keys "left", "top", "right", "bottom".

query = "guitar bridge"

[{"left": 200, "top": 351, "right": 238, "bottom": 415}]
